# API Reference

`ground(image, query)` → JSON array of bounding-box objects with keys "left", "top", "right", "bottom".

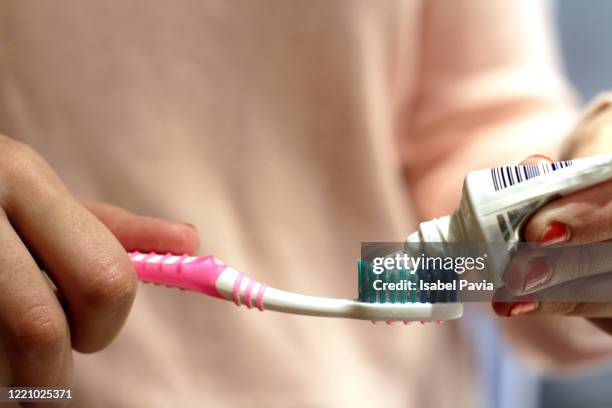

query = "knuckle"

[
  {"left": 597, "top": 215, "right": 612, "bottom": 241},
  {"left": 0, "top": 138, "right": 55, "bottom": 199},
  {"left": 13, "top": 304, "right": 67, "bottom": 357},
  {"left": 0, "top": 138, "right": 40, "bottom": 176},
  {"left": 576, "top": 249, "right": 595, "bottom": 276},
  {"left": 541, "top": 302, "right": 578, "bottom": 315},
  {"left": 82, "top": 255, "right": 137, "bottom": 311},
  {"left": 570, "top": 302, "right": 610, "bottom": 317},
  {"left": 0, "top": 138, "right": 70, "bottom": 211}
]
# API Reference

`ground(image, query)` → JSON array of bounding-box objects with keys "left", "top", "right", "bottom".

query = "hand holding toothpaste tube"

[{"left": 496, "top": 96, "right": 612, "bottom": 328}]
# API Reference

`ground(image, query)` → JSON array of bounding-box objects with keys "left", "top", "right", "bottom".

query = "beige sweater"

[{"left": 0, "top": 1, "right": 589, "bottom": 406}]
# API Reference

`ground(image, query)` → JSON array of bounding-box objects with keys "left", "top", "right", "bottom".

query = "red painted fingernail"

[
  {"left": 524, "top": 257, "right": 552, "bottom": 292},
  {"left": 537, "top": 221, "right": 570, "bottom": 247},
  {"left": 507, "top": 301, "right": 538, "bottom": 317}
]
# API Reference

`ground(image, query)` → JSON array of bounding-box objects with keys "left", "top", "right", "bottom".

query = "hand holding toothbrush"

[{"left": 0, "top": 135, "right": 199, "bottom": 399}]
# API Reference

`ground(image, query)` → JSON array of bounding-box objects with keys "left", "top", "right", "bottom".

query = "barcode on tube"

[{"left": 491, "top": 160, "right": 573, "bottom": 191}]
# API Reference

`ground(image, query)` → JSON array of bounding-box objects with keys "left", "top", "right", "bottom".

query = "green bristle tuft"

[
  {"left": 389, "top": 269, "right": 398, "bottom": 304},
  {"left": 399, "top": 268, "right": 408, "bottom": 303},
  {"left": 357, "top": 259, "right": 364, "bottom": 301},
  {"left": 410, "top": 272, "right": 418, "bottom": 303},
  {"left": 358, "top": 259, "right": 431, "bottom": 304}
]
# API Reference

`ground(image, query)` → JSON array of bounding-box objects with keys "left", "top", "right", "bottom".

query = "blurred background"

[
  {"left": 481, "top": 2, "right": 612, "bottom": 407},
  {"left": 557, "top": 0, "right": 612, "bottom": 104}
]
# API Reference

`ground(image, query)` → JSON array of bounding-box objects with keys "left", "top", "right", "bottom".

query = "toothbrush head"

[{"left": 357, "top": 259, "right": 460, "bottom": 324}]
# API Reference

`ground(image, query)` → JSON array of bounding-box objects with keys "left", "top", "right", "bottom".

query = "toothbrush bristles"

[{"left": 368, "top": 319, "right": 447, "bottom": 325}]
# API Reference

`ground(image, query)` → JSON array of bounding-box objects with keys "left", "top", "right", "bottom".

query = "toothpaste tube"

[{"left": 406, "top": 153, "right": 612, "bottom": 288}]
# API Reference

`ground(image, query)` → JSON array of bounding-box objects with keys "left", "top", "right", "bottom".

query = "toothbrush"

[{"left": 129, "top": 252, "right": 463, "bottom": 322}]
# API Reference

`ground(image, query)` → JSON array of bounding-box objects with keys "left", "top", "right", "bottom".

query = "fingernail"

[
  {"left": 507, "top": 301, "right": 539, "bottom": 317},
  {"left": 530, "top": 154, "right": 554, "bottom": 163},
  {"left": 523, "top": 257, "right": 552, "bottom": 292},
  {"left": 537, "top": 221, "right": 570, "bottom": 247},
  {"left": 182, "top": 223, "right": 197, "bottom": 229}
]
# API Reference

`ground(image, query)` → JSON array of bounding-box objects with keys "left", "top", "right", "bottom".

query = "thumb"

[
  {"left": 83, "top": 202, "right": 200, "bottom": 255},
  {"left": 518, "top": 154, "right": 573, "bottom": 244},
  {"left": 523, "top": 178, "right": 612, "bottom": 244},
  {"left": 520, "top": 153, "right": 612, "bottom": 244}
]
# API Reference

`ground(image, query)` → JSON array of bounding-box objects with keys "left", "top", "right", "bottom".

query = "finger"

[
  {"left": 0, "top": 140, "right": 137, "bottom": 353},
  {"left": 83, "top": 202, "right": 199, "bottom": 255},
  {"left": 503, "top": 243, "right": 612, "bottom": 295},
  {"left": 519, "top": 154, "right": 554, "bottom": 165},
  {"left": 0, "top": 212, "right": 72, "bottom": 388},
  {"left": 523, "top": 178, "right": 612, "bottom": 244},
  {"left": 494, "top": 273, "right": 612, "bottom": 317},
  {"left": 542, "top": 271, "right": 612, "bottom": 302},
  {"left": 561, "top": 93, "right": 612, "bottom": 159},
  {"left": 494, "top": 301, "right": 612, "bottom": 318}
]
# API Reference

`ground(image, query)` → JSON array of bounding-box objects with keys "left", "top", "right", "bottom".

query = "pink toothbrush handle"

[{"left": 129, "top": 252, "right": 226, "bottom": 299}]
